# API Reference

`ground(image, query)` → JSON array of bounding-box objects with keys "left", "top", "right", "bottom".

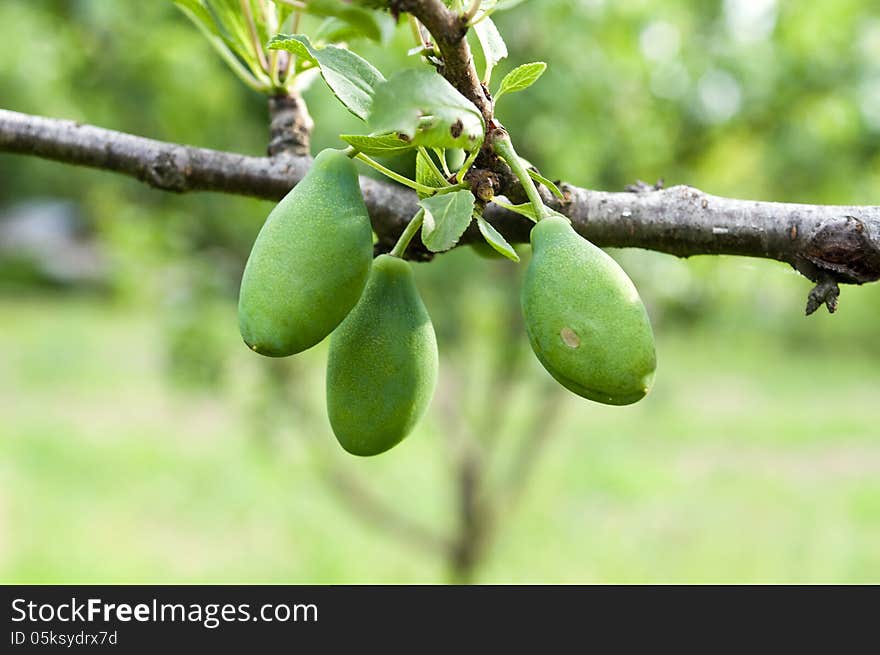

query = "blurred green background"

[{"left": 2, "top": 0, "right": 880, "bottom": 583}]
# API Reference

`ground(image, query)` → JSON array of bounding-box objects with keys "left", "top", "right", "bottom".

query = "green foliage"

[
  {"left": 475, "top": 214, "right": 519, "bottom": 261},
  {"left": 471, "top": 0, "right": 530, "bottom": 23},
  {"left": 473, "top": 17, "right": 508, "bottom": 83},
  {"left": 172, "top": 0, "right": 276, "bottom": 90},
  {"left": 527, "top": 167, "right": 563, "bottom": 200},
  {"left": 238, "top": 149, "right": 373, "bottom": 356},
  {"left": 302, "top": 0, "right": 396, "bottom": 43},
  {"left": 522, "top": 217, "right": 656, "bottom": 405},
  {"left": 369, "top": 69, "right": 485, "bottom": 149},
  {"left": 415, "top": 148, "right": 451, "bottom": 198},
  {"left": 173, "top": 0, "right": 393, "bottom": 92},
  {"left": 490, "top": 198, "right": 541, "bottom": 222},
  {"left": 326, "top": 255, "right": 438, "bottom": 456},
  {"left": 494, "top": 61, "right": 546, "bottom": 101},
  {"left": 446, "top": 148, "right": 467, "bottom": 172},
  {"left": 269, "top": 34, "right": 385, "bottom": 120},
  {"left": 339, "top": 133, "right": 413, "bottom": 156},
  {"left": 419, "top": 190, "right": 475, "bottom": 252}
]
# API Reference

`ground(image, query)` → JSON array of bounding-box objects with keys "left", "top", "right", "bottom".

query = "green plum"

[
  {"left": 326, "top": 255, "right": 438, "bottom": 456},
  {"left": 521, "top": 216, "right": 656, "bottom": 405},
  {"left": 238, "top": 149, "right": 373, "bottom": 357}
]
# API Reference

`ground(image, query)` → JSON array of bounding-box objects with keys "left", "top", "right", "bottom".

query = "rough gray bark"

[
  {"left": 0, "top": 108, "right": 311, "bottom": 199},
  {"left": 3, "top": 107, "right": 880, "bottom": 312}
]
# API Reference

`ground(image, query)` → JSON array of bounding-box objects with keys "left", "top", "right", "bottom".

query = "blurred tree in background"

[{"left": 2, "top": 0, "right": 880, "bottom": 583}]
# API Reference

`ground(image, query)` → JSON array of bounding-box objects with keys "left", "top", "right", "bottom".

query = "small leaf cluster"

[
  {"left": 172, "top": 0, "right": 393, "bottom": 93},
  {"left": 269, "top": 22, "right": 547, "bottom": 259}
]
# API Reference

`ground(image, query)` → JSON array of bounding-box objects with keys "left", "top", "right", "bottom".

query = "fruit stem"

[
  {"left": 455, "top": 147, "right": 480, "bottom": 184},
  {"left": 437, "top": 149, "right": 453, "bottom": 177},
  {"left": 491, "top": 131, "right": 550, "bottom": 221},
  {"left": 390, "top": 208, "right": 426, "bottom": 258},
  {"left": 434, "top": 182, "right": 470, "bottom": 195},
  {"left": 354, "top": 153, "right": 440, "bottom": 196}
]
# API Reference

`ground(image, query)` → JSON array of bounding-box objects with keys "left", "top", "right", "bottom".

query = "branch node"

[
  {"left": 624, "top": 178, "right": 665, "bottom": 193},
  {"left": 268, "top": 92, "right": 312, "bottom": 157},
  {"left": 145, "top": 151, "right": 189, "bottom": 192},
  {"left": 804, "top": 215, "right": 880, "bottom": 284}
]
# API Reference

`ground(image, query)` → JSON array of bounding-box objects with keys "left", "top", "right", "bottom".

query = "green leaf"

[
  {"left": 350, "top": 0, "right": 390, "bottom": 8},
  {"left": 269, "top": 33, "right": 311, "bottom": 59},
  {"left": 174, "top": 0, "right": 270, "bottom": 90},
  {"left": 276, "top": 2, "right": 296, "bottom": 28},
  {"left": 269, "top": 34, "right": 384, "bottom": 120},
  {"left": 316, "top": 8, "right": 396, "bottom": 45},
  {"left": 473, "top": 17, "right": 507, "bottom": 84},
  {"left": 528, "top": 168, "right": 564, "bottom": 200},
  {"left": 339, "top": 133, "right": 414, "bottom": 157},
  {"left": 174, "top": 0, "right": 220, "bottom": 37},
  {"left": 416, "top": 151, "right": 449, "bottom": 189},
  {"left": 419, "top": 190, "right": 476, "bottom": 252},
  {"left": 206, "top": 0, "right": 257, "bottom": 64},
  {"left": 369, "top": 69, "right": 485, "bottom": 150},
  {"left": 492, "top": 197, "right": 566, "bottom": 223},
  {"left": 247, "top": 0, "right": 272, "bottom": 53},
  {"left": 432, "top": 148, "right": 452, "bottom": 176},
  {"left": 313, "top": 16, "right": 379, "bottom": 45},
  {"left": 494, "top": 61, "right": 547, "bottom": 101},
  {"left": 313, "top": 17, "right": 359, "bottom": 44},
  {"left": 492, "top": 198, "right": 540, "bottom": 222},
  {"left": 302, "top": 0, "right": 392, "bottom": 42},
  {"left": 473, "top": 0, "right": 529, "bottom": 22},
  {"left": 476, "top": 215, "right": 520, "bottom": 261},
  {"left": 415, "top": 149, "right": 449, "bottom": 199}
]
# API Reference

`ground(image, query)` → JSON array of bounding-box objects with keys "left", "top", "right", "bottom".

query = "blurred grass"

[{"left": 2, "top": 276, "right": 879, "bottom": 584}]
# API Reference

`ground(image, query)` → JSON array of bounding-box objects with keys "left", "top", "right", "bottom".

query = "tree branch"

[
  {"left": 0, "top": 108, "right": 311, "bottom": 198},
  {"left": 393, "top": 0, "right": 493, "bottom": 123},
  {"left": 553, "top": 184, "right": 880, "bottom": 286},
  {"left": 0, "top": 108, "right": 414, "bottom": 241},
  {"left": 3, "top": 108, "right": 880, "bottom": 298}
]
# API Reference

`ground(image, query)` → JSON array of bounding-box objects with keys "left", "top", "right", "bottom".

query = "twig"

[{"left": 394, "top": 0, "right": 493, "bottom": 122}]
